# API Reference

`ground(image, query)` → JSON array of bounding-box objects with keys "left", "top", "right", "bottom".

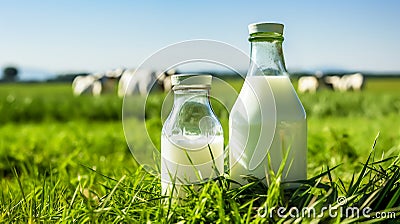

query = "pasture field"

[{"left": 0, "top": 77, "right": 400, "bottom": 223}]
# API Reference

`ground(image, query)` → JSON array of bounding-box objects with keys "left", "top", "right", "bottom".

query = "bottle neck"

[
  {"left": 248, "top": 36, "right": 287, "bottom": 76},
  {"left": 173, "top": 88, "right": 210, "bottom": 108}
]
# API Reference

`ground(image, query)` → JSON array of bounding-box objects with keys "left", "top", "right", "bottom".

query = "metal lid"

[
  {"left": 248, "top": 22, "right": 284, "bottom": 35},
  {"left": 171, "top": 74, "right": 212, "bottom": 88}
]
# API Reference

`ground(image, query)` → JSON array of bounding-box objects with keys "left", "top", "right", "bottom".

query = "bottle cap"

[
  {"left": 171, "top": 74, "right": 212, "bottom": 87},
  {"left": 248, "top": 22, "right": 284, "bottom": 35}
]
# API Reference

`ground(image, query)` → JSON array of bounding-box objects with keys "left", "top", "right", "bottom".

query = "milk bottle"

[
  {"left": 161, "top": 74, "right": 224, "bottom": 198},
  {"left": 229, "top": 23, "right": 307, "bottom": 187}
]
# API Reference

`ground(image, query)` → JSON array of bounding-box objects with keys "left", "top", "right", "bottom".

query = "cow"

[
  {"left": 102, "top": 68, "right": 125, "bottom": 94},
  {"left": 72, "top": 74, "right": 102, "bottom": 96},
  {"left": 324, "top": 73, "right": 364, "bottom": 92},
  {"left": 118, "top": 68, "right": 177, "bottom": 97},
  {"left": 341, "top": 73, "right": 364, "bottom": 91},
  {"left": 324, "top": 76, "right": 344, "bottom": 91},
  {"left": 118, "top": 69, "right": 158, "bottom": 97},
  {"left": 156, "top": 69, "right": 176, "bottom": 93},
  {"left": 297, "top": 76, "right": 319, "bottom": 93}
]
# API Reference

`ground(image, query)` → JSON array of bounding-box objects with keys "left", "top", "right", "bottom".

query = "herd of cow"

[
  {"left": 72, "top": 69, "right": 364, "bottom": 96},
  {"left": 71, "top": 68, "right": 176, "bottom": 97},
  {"left": 297, "top": 73, "right": 364, "bottom": 93}
]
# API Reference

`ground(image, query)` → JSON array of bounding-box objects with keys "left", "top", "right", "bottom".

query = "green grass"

[
  {"left": 0, "top": 78, "right": 399, "bottom": 223},
  {"left": 0, "top": 83, "right": 122, "bottom": 123}
]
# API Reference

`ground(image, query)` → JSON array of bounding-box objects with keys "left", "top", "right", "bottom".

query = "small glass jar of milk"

[
  {"left": 229, "top": 22, "right": 307, "bottom": 187},
  {"left": 161, "top": 74, "right": 224, "bottom": 199}
]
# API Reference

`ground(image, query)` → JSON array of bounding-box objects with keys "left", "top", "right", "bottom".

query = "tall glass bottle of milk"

[
  {"left": 161, "top": 74, "right": 224, "bottom": 199},
  {"left": 229, "top": 22, "right": 307, "bottom": 187}
]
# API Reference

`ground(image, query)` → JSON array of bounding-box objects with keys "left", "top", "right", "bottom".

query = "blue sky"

[{"left": 1, "top": 0, "right": 399, "bottom": 77}]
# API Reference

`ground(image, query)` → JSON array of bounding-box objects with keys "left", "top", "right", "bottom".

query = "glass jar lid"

[{"left": 171, "top": 74, "right": 212, "bottom": 90}]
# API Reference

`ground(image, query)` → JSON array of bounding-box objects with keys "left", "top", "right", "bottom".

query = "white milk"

[
  {"left": 229, "top": 76, "right": 307, "bottom": 186},
  {"left": 161, "top": 135, "right": 224, "bottom": 197}
]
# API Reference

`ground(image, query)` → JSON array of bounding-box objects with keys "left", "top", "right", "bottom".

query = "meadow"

[{"left": 0, "top": 77, "right": 399, "bottom": 223}]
